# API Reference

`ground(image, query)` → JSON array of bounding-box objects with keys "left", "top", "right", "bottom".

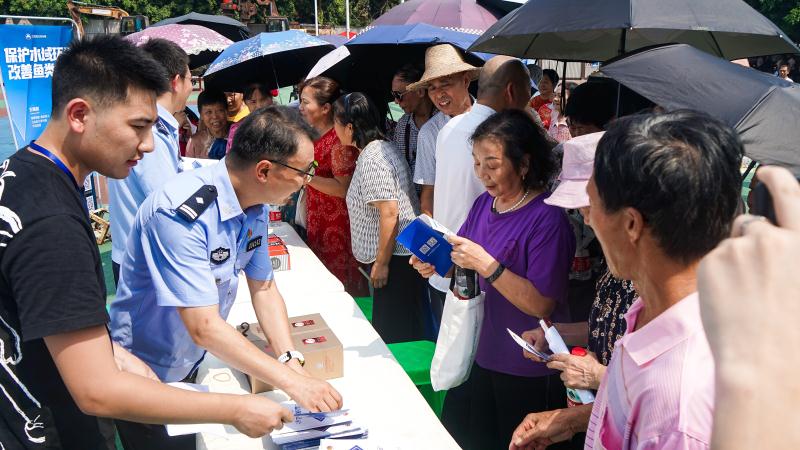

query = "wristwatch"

[
  {"left": 278, "top": 350, "right": 305, "bottom": 366},
  {"left": 485, "top": 263, "right": 506, "bottom": 284}
]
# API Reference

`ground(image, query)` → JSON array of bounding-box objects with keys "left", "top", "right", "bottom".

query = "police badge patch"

[
  {"left": 210, "top": 247, "right": 230, "bottom": 264},
  {"left": 246, "top": 236, "right": 262, "bottom": 252}
]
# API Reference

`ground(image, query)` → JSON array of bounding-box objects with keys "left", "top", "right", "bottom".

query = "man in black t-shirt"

[{"left": 0, "top": 35, "right": 292, "bottom": 449}]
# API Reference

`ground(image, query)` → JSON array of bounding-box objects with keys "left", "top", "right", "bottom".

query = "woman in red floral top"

[
  {"left": 529, "top": 69, "right": 559, "bottom": 129},
  {"left": 299, "top": 77, "right": 369, "bottom": 296}
]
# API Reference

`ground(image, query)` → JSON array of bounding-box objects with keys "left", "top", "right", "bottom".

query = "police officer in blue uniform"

[
  {"left": 110, "top": 107, "right": 341, "bottom": 449},
  {"left": 108, "top": 39, "right": 193, "bottom": 284}
]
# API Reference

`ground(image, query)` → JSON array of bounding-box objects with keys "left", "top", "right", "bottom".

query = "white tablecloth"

[
  {"left": 234, "top": 222, "right": 344, "bottom": 305},
  {"left": 197, "top": 223, "right": 460, "bottom": 450}
]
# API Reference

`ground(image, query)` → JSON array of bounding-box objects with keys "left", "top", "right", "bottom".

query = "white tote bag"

[{"left": 430, "top": 289, "right": 485, "bottom": 391}]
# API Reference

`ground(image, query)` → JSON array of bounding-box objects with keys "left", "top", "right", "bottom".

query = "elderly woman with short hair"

[{"left": 411, "top": 109, "right": 576, "bottom": 449}]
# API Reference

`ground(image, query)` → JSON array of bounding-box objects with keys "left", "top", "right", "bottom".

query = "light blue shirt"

[
  {"left": 109, "top": 159, "right": 273, "bottom": 381},
  {"left": 108, "top": 103, "right": 182, "bottom": 264}
]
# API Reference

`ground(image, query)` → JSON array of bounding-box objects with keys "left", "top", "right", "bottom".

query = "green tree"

[
  {"left": 0, "top": 0, "right": 402, "bottom": 27},
  {"left": 321, "top": 0, "right": 346, "bottom": 27},
  {"left": 1, "top": 0, "right": 68, "bottom": 17},
  {"left": 350, "top": 0, "right": 373, "bottom": 26},
  {"left": 745, "top": 0, "right": 800, "bottom": 42},
  {"left": 0, "top": 0, "right": 219, "bottom": 23}
]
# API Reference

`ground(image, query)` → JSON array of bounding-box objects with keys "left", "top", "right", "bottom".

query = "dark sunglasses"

[
  {"left": 391, "top": 90, "right": 406, "bottom": 102},
  {"left": 267, "top": 159, "right": 318, "bottom": 182}
]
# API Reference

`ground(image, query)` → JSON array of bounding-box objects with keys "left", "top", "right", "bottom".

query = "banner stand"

[
  {"left": 0, "top": 17, "right": 97, "bottom": 212},
  {"left": 0, "top": 16, "right": 80, "bottom": 148}
]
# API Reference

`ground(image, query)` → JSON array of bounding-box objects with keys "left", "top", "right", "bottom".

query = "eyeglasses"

[
  {"left": 268, "top": 159, "right": 318, "bottom": 182},
  {"left": 391, "top": 90, "right": 406, "bottom": 102}
]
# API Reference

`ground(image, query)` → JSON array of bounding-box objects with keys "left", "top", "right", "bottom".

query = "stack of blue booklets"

[
  {"left": 273, "top": 404, "right": 366, "bottom": 449},
  {"left": 396, "top": 215, "right": 454, "bottom": 277}
]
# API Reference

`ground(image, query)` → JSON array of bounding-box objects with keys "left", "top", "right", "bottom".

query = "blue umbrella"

[
  {"left": 203, "top": 30, "right": 335, "bottom": 92},
  {"left": 309, "top": 23, "right": 492, "bottom": 101}
]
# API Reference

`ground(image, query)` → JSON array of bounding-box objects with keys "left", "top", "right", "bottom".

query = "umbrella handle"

[{"left": 271, "top": 54, "right": 280, "bottom": 91}]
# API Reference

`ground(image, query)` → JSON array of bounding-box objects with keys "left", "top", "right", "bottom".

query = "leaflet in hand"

[
  {"left": 539, "top": 320, "right": 595, "bottom": 404},
  {"left": 273, "top": 402, "right": 352, "bottom": 435},
  {"left": 396, "top": 214, "right": 454, "bottom": 277},
  {"left": 539, "top": 320, "right": 570, "bottom": 354},
  {"left": 506, "top": 328, "right": 551, "bottom": 362}
]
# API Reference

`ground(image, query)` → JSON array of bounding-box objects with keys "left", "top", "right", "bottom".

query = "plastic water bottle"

[
  {"left": 267, "top": 205, "right": 282, "bottom": 226},
  {"left": 566, "top": 347, "right": 594, "bottom": 407},
  {"left": 540, "top": 319, "right": 596, "bottom": 405},
  {"left": 570, "top": 247, "right": 592, "bottom": 281},
  {"left": 452, "top": 265, "right": 478, "bottom": 300}
]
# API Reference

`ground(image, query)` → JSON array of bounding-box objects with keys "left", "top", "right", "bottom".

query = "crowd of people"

[
  {"left": 0, "top": 31, "right": 799, "bottom": 450},
  {"left": 750, "top": 53, "right": 800, "bottom": 82}
]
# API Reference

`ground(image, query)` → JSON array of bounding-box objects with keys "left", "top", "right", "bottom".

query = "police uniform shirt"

[
  {"left": 108, "top": 103, "right": 182, "bottom": 264},
  {"left": 109, "top": 158, "right": 272, "bottom": 382}
]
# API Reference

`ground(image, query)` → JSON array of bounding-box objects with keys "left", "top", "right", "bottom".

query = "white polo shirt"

[{"left": 433, "top": 103, "right": 494, "bottom": 232}]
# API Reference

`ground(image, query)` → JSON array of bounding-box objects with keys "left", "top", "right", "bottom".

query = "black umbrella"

[
  {"left": 151, "top": 12, "right": 251, "bottom": 43},
  {"left": 477, "top": 0, "right": 527, "bottom": 15},
  {"left": 601, "top": 44, "right": 800, "bottom": 174},
  {"left": 469, "top": 0, "right": 799, "bottom": 61},
  {"left": 307, "top": 24, "right": 490, "bottom": 103}
]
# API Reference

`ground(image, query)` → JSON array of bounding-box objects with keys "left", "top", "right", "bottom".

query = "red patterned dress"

[
  {"left": 305, "top": 128, "right": 369, "bottom": 296},
  {"left": 530, "top": 96, "right": 554, "bottom": 129}
]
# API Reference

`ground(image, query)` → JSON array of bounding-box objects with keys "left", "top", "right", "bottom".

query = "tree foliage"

[
  {"left": 0, "top": 0, "right": 400, "bottom": 27},
  {"left": 4, "top": 0, "right": 800, "bottom": 41},
  {"left": 744, "top": 0, "right": 800, "bottom": 42}
]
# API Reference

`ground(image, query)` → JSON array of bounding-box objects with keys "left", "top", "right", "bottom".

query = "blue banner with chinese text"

[{"left": 0, "top": 25, "right": 73, "bottom": 148}]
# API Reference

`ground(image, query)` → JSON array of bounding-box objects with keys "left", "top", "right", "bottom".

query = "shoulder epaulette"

[
  {"left": 155, "top": 117, "right": 171, "bottom": 137},
  {"left": 176, "top": 185, "right": 217, "bottom": 222}
]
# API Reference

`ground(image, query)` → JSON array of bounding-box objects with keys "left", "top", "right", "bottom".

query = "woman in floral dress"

[{"left": 299, "top": 76, "right": 368, "bottom": 296}]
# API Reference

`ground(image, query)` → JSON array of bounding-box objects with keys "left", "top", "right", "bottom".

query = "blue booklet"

[{"left": 396, "top": 215, "right": 454, "bottom": 277}]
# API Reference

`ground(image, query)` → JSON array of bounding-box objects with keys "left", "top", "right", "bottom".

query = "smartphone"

[{"left": 751, "top": 175, "right": 800, "bottom": 224}]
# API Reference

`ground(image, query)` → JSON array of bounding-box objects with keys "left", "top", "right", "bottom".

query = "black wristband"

[{"left": 485, "top": 263, "right": 506, "bottom": 284}]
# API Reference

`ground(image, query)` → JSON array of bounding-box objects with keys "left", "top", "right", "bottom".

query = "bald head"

[{"left": 477, "top": 56, "right": 531, "bottom": 111}]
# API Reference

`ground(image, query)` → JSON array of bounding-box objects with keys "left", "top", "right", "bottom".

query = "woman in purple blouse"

[{"left": 411, "top": 110, "right": 576, "bottom": 449}]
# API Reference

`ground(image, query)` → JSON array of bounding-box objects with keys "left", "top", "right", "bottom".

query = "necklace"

[{"left": 493, "top": 189, "right": 530, "bottom": 214}]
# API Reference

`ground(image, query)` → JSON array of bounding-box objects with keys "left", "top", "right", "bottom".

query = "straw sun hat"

[{"left": 405, "top": 44, "right": 481, "bottom": 91}]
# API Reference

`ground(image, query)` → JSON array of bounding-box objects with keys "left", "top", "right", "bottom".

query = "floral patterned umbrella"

[
  {"left": 203, "top": 30, "right": 334, "bottom": 92},
  {"left": 370, "top": 0, "right": 502, "bottom": 35},
  {"left": 125, "top": 24, "right": 233, "bottom": 69}
]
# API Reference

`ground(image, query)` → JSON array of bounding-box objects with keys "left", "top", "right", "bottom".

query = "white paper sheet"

[{"left": 506, "top": 328, "right": 551, "bottom": 361}]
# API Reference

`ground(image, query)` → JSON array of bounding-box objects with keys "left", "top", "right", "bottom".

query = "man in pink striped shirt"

[
  {"left": 510, "top": 110, "right": 744, "bottom": 450},
  {"left": 585, "top": 292, "right": 715, "bottom": 449}
]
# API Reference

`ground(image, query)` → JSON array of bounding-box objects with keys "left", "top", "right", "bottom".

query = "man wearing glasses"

[{"left": 109, "top": 107, "right": 340, "bottom": 449}]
